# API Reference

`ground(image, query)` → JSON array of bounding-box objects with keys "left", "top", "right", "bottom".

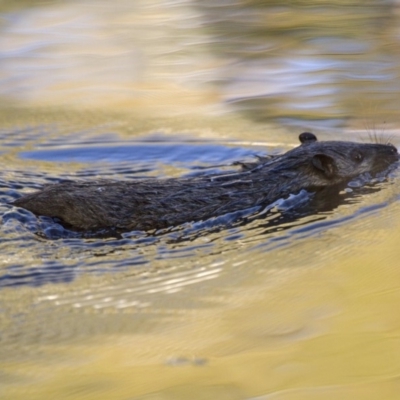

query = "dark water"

[{"left": 2, "top": 1, "right": 400, "bottom": 399}]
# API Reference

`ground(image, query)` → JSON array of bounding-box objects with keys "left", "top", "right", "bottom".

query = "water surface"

[{"left": 1, "top": 1, "right": 400, "bottom": 399}]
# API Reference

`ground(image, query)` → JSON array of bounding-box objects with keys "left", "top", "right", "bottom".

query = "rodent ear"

[
  {"left": 299, "top": 132, "right": 317, "bottom": 144},
  {"left": 311, "top": 154, "right": 336, "bottom": 178}
]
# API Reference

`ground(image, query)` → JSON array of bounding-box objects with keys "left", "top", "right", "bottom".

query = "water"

[{"left": 1, "top": 1, "right": 400, "bottom": 399}]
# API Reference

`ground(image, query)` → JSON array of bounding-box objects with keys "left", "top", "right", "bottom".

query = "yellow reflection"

[{"left": 3, "top": 205, "right": 400, "bottom": 400}]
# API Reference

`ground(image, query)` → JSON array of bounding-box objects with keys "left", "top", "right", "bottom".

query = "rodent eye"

[
  {"left": 388, "top": 145, "right": 398, "bottom": 155},
  {"left": 351, "top": 150, "right": 364, "bottom": 163}
]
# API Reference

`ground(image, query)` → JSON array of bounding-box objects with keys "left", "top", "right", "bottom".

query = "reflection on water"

[
  {"left": 1, "top": 0, "right": 400, "bottom": 399},
  {"left": 1, "top": 0, "right": 400, "bottom": 127},
  {"left": 0, "top": 0, "right": 226, "bottom": 115},
  {"left": 1, "top": 119, "right": 400, "bottom": 399},
  {"left": 198, "top": 0, "right": 400, "bottom": 126}
]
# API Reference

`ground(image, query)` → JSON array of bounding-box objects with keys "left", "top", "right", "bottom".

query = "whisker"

[{"left": 385, "top": 133, "right": 395, "bottom": 146}]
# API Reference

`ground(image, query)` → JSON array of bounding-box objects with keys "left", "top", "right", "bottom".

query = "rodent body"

[{"left": 12, "top": 133, "right": 399, "bottom": 232}]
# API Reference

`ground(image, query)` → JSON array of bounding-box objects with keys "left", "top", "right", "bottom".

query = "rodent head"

[
  {"left": 305, "top": 141, "right": 398, "bottom": 184},
  {"left": 277, "top": 136, "right": 399, "bottom": 187}
]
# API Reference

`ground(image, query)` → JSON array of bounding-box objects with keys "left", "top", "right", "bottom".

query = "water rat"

[{"left": 12, "top": 133, "right": 399, "bottom": 232}]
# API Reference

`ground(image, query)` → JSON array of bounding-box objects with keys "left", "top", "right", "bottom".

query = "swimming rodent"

[{"left": 12, "top": 133, "right": 399, "bottom": 232}]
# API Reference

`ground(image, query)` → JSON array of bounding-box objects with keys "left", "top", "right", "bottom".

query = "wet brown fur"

[{"left": 12, "top": 133, "right": 399, "bottom": 232}]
